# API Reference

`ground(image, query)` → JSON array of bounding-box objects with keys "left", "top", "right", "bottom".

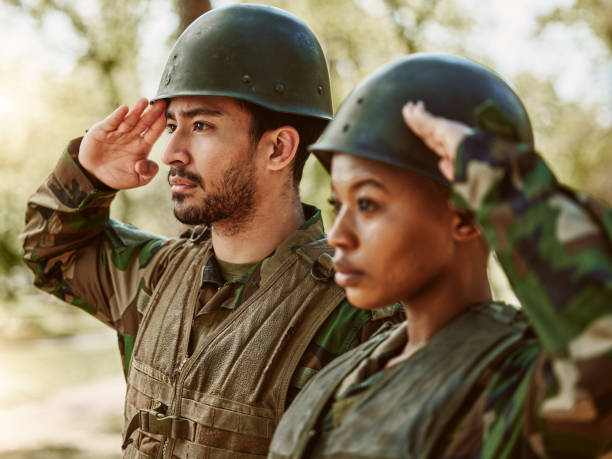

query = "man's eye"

[
  {"left": 328, "top": 198, "right": 341, "bottom": 215},
  {"left": 193, "top": 121, "right": 209, "bottom": 131},
  {"left": 357, "top": 198, "right": 378, "bottom": 213},
  {"left": 166, "top": 124, "right": 176, "bottom": 134}
]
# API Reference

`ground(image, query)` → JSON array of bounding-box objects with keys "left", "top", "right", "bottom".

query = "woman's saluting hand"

[{"left": 402, "top": 101, "right": 472, "bottom": 182}]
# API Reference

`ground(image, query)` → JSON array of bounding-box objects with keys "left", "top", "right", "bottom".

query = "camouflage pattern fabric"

[
  {"left": 450, "top": 131, "right": 612, "bottom": 458},
  {"left": 21, "top": 137, "right": 403, "bottom": 402}
]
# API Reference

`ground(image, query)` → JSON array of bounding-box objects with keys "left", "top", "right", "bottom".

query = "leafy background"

[{"left": 0, "top": 0, "right": 609, "bottom": 456}]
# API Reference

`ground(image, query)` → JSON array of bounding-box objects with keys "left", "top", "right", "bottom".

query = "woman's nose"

[{"left": 327, "top": 207, "right": 359, "bottom": 252}]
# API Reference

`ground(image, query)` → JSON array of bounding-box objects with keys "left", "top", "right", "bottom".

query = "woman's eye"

[
  {"left": 166, "top": 124, "right": 176, "bottom": 134},
  {"left": 328, "top": 198, "right": 341, "bottom": 214},
  {"left": 357, "top": 198, "right": 378, "bottom": 213}
]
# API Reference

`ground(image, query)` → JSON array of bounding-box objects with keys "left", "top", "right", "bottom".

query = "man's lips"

[
  {"left": 168, "top": 176, "right": 197, "bottom": 193},
  {"left": 333, "top": 258, "right": 365, "bottom": 287}
]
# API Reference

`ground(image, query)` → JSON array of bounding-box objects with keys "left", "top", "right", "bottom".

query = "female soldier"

[{"left": 268, "top": 54, "right": 612, "bottom": 458}]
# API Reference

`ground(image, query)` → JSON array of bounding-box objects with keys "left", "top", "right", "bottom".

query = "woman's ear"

[
  {"left": 451, "top": 207, "right": 481, "bottom": 242},
  {"left": 265, "top": 126, "right": 300, "bottom": 172}
]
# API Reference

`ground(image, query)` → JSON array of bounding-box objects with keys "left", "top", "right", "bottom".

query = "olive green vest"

[
  {"left": 269, "top": 303, "right": 528, "bottom": 459},
  {"left": 121, "top": 233, "right": 345, "bottom": 458}
]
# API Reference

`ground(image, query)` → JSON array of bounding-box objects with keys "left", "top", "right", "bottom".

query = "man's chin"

[
  {"left": 171, "top": 191, "right": 189, "bottom": 204},
  {"left": 173, "top": 203, "right": 207, "bottom": 226}
]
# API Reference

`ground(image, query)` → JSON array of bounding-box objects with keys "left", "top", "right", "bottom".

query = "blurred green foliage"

[
  {"left": 0, "top": 1, "right": 609, "bottom": 452},
  {"left": 536, "top": 0, "right": 612, "bottom": 52},
  {"left": 0, "top": 0, "right": 610, "bottom": 306}
]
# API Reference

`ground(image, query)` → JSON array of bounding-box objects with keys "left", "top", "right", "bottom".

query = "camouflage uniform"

[
  {"left": 269, "top": 131, "right": 612, "bottom": 458},
  {"left": 21, "top": 138, "right": 402, "bottom": 456}
]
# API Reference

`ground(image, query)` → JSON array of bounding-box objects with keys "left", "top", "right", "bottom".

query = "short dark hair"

[{"left": 237, "top": 100, "right": 328, "bottom": 187}]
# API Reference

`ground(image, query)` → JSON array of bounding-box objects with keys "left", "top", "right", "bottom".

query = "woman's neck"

[{"left": 389, "top": 263, "right": 492, "bottom": 368}]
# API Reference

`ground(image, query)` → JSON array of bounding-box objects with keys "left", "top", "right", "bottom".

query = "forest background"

[{"left": 0, "top": 0, "right": 610, "bottom": 456}]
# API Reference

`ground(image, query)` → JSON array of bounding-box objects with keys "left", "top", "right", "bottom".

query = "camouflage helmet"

[
  {"left": 151, "top": 4, "right": 332, "bottom": 121},
  {"left": 310, "top": 53, "right": 533, "bottom": 186}
]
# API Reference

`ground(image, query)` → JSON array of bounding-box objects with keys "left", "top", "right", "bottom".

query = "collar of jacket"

[
  {"left": 261, "top": 203, "right": 325, "bottom": 282},
  {"left": 189, "top": 203, "right": 326, "bottom": 287}
]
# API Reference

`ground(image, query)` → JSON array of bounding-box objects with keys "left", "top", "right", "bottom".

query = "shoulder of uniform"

[
  {"left": 296, "top": 236, "right": 332, "bottom": 252},
  {"left": 351, "top": 321, "right": 400, "bottom": 355},
  {"left": 472, "top": 302, "right": 529, "bottom": 332}
]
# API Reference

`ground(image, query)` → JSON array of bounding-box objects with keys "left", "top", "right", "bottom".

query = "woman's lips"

[{"left": 333, "top": 259, "right": 364, "bottom": 287}]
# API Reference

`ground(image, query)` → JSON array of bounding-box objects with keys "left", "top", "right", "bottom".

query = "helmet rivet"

[
  {"left": 357, "top": 97, "right": 364, "bottom": 104},
  {"left": 317, "top": 85, "right": 324, "bottom": 95},
  {"left": 241, "top": 74, "right": 252, "bottom": 84},
  {"left": 275, "top": 83, "right": 285, "bottom": 93},
  {"left": 342, "top": 124, "right": 349, "bottom": 132}
]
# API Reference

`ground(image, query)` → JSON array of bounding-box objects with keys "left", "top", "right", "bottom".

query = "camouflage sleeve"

[
  {"left": 21, "top": 138, "right": 178, "bottom": 348},
  {"left": 452, "top": 131, "right": 612, "bottom": 456}
]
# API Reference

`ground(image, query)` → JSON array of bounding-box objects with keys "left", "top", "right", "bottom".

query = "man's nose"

[{"left": 161, "top": 132, "right": 191, "bottom": 166}]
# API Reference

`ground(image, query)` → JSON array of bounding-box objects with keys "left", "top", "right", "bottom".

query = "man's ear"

[
  {"left": 264, "top": 126, "right": 299, "bottom": 172},
  {"left": 451, "top": 207, "right": 481, "bottom": 242}
]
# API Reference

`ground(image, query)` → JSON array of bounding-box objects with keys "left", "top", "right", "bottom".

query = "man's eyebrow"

[{"left": 165, "top": 107, "right": 224, "bottom": 120}]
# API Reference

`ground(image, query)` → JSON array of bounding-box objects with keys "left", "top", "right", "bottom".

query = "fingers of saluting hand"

[
  {"left": 402, "top": 101, "right": 435, "bottom": 140},
  {"left": 116, "top": 98, "right": 150, "bottom": 134},
  {"left": 402, "top": 101, "right": 461, "bottom": 182},
  {"left": 98, "top": 104, "right": 130, "bottom": 133},
  {"left": 402, "top": 101, "right": 473, "bottom": 176},
  {"left": 439, "top": 158, "right": 455, "bottom": 182},
  {"left": 96, "top": 98, "right": 166, "bottom": 141},
  {"left": 132, "top": 100, "right": 167, "bottom": 140},
  {"left": 402, "top": 101, "right": 450, "bottom": 158},
  {"left": 142, "top": 106, "right": 167, "bottom": 146}
]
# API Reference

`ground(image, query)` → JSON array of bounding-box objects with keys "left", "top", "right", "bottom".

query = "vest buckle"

[
  {"left": 140, "top": 409, "right": 179, "bottom": 437},
  {"left": 310, "top": 253, "right": 335, "bottom": 282}
]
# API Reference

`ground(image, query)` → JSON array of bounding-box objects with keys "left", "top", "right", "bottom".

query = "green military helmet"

[
  {"left": 310, "top": 53, "right": 533, "bottom": 185},
  {"left": 151, "top": 4, "right": 332, "bottom": 120}
]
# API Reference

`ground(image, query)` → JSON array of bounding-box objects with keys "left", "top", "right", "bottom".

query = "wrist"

[
  {"left": 74, "top": 140, "right": 118, "bottom": 192},
  {"left": 70, "top": 138, "right": 118, "bottom": 192}
]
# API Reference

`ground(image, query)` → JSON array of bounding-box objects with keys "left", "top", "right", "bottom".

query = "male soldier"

[{"left": 21, "top": 5, "right": 401, "bottom": 457}]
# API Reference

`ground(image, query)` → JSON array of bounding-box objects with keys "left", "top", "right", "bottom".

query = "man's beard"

[{"left": 169, "top": 160, "right": 257, "bottom": 234}]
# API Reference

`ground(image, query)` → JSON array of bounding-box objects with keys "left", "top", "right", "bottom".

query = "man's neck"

[{"left": 211, "top": 193, "right": 305, "bottom": 264}]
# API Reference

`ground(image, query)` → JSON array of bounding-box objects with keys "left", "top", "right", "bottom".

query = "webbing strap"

[{"left": 122, "top": 409, "right": 196, "bottom": 450}]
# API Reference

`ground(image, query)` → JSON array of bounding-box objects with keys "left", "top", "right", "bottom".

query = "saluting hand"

[
  {"left": 402, "top": 101, "right": 473, "bottom": 182},
  {"left": 79, "top": 98, "right": 167, "bottom": 190}
]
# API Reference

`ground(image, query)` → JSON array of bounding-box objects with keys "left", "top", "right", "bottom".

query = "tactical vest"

[
  {"left": 269, "top": 303, "right": 528, "bottom": 459},
  {"left": 121, "top": 234, "right": 345, "bottom": 458}
]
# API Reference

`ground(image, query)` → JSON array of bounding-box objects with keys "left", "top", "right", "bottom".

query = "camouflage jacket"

[
  {"left": 21, "top": 138, "right": 402, "bottom": 403},
  {"left": 269, "top": 131, "right": 612, "bottom": 458},
  {"left": 449, "top": 131, "right": 612, "bottom": 458}
]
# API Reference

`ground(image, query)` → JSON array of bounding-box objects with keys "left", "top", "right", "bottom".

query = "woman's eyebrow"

[{"left": 350, "top": 178, "right": 386, "bottom": 192}]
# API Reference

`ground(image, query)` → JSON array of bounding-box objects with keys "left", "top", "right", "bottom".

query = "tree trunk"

[{"left": 175, "top": 0, "right": 212, "bottom": 36}]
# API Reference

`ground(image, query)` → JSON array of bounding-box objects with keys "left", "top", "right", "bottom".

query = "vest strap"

[{"left": 122, "top": 408, "right": 197, "bottom": 449}]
